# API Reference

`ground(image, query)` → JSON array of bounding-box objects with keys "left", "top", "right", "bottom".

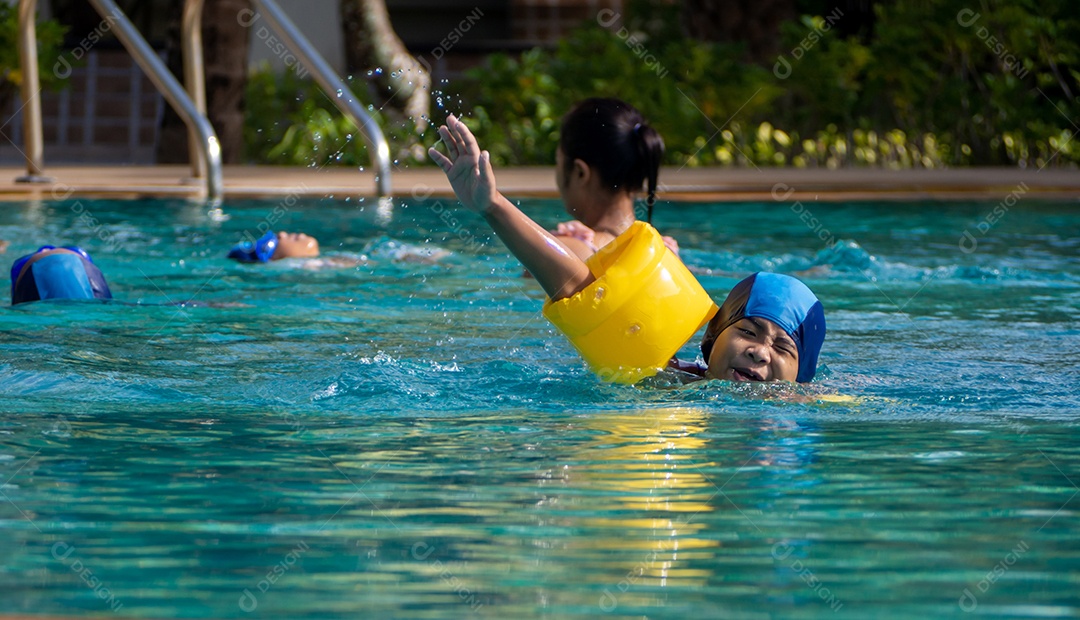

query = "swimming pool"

[{"left": 1, "top": 195, "right": 1078, "bottom": 618}]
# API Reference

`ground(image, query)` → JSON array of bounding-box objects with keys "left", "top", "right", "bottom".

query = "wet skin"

[
  {"left": 273, "top": 231, "right": 320, "bottom": 259},
  {"left": 706, "top": 317, "right": 799, "bottom": 382}
]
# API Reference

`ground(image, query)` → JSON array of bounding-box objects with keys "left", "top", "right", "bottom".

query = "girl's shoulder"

[{"left": 552, "top": 220, "right": 600, "bottom": 258}]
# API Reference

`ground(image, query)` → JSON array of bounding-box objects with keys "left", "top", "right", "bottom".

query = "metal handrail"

[
  {"left": 15, "top": 0, "right": 48, "bottom": 182},
  {"left": 86, "top": 0, "right": 223, "bottom": 202},
  {"left": 181, "top": 0, "right": 208, "bottom": 180},
  {"left": 250, "top": 0, "right": 392, "bottom": 197},
  {"left": 15, "top": 0, "right": 223, "bottom": 202},
  {"left": 17, "top": 0, "right": 393, "bottom": 199}
]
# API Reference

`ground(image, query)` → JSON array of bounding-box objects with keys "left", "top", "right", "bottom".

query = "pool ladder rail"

[{"left": 14, "top": 0, "right": 393, "bottom": 203}]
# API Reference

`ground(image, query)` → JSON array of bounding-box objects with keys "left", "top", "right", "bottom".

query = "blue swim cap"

[
  {"left": 228, "top": 231, "right": 278, "bottom": 263},
  {"left": 700, "top": 272, "right": 826, "bottom": 382},
  {"left": 10, "top": 246, "right": 113, "bottom": 305}
]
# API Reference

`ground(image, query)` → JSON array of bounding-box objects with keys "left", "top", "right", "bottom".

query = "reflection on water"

[{"left": 577, "top": 408, "right": 718, "bottom": 608}]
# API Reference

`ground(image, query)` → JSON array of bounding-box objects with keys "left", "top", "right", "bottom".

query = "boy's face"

[{"left": 705, "top": 317, "right": 799, "bottom": 382}]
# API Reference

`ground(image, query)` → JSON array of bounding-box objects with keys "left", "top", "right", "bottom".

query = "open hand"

[{"left": 428, "top": 114, "right": 498, "bottom": 214}]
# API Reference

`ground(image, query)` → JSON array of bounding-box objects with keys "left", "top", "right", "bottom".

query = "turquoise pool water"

[{"left": 0, "top": 196, "right": 1078, "bottom": 618}]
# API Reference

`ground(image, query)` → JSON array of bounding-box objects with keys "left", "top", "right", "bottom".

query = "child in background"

[
  {"left": 227, "top": 230, "right": 320, "bottom": 262},
  {"left": 550, "top": 98, "right": 679, "bottom": 259},
  {"left": 10, "top": 246, "right": 112, "bottom": 305},
  {"left": 227, "top": 230, "right": 449, "bottom": 268}
]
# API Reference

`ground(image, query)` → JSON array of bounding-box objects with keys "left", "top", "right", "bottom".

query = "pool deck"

[{"left": 0, "top": 164, "right": 1078, "bottom": 202}]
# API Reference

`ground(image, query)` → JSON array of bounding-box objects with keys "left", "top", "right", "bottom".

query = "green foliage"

[
  {"left": 0, "top": 4, "right": 68, "bottom": 105},
  {"left": 456, "top": 23, "right": 777, "bottom": 167},
  {"left": 247, "top": 0, "right": 1079, "bottom": 168},
  {"left": 456, "top": 48, "right": 561, "bottom": 166},
  {"left": 708, "top": 122, "right": 951, "bottom": 169},
  {"left": 244, "top": 64, "right": 439, "bottom": 167},
  {"left": 859, "top": 0, "right": 1079, "bottom": 166},
  {"left": 772, "top": 16, "right": 872, "bottom": 132},
  {"left": 773, "top": 0, "right": 1075, "bottom": 167}
]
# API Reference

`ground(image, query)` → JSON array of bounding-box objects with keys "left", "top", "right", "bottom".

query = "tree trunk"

[
  {"left": 681, "top": 0, "right": 797, "bottom": 63},
  {"left": 157, "top": 0, "right": 250, "bottom": 165},
  {"left": 340, "top": 0, "right": 429, "bottom": 131}
]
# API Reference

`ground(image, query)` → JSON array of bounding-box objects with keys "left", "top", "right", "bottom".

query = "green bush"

[
  {"left": 0, "top": 4, "right": 67, "bottom": 110},
  {"left": 453, "top": 48, "right": 561, "bottom": 166},
  {"left": 244, "top": 64, "right": 439, "bottom": 168},
  {"left": 857, "top": 0, "right": 1079, "bottom": 167},
  {"left": 246, "top": 0, "right": 1078, "bottom": 169},
  {"left": 454, "top": 23, "right": 778, "bottom": 167}
]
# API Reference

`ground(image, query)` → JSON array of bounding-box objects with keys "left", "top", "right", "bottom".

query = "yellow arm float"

[{"left": 543, "top": 222, "right": 719, "bottom": 384}]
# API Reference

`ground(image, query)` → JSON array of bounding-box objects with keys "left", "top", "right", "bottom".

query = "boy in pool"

[
  {"left": 227, "top": 230, "right": 321, "bottom": 262},
  {"left": 677, "top": 272, "right": 824, "bottom": 382},
  {"left": 549, "top": 97, "right": 678, "bottom": 259},
  {"left": 429, "top": 114, "right": 825, "bottom": 383}
]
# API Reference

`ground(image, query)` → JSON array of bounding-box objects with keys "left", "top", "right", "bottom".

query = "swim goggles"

[{"left": 227, "top": 230, "right": 278, "bottom": 263}]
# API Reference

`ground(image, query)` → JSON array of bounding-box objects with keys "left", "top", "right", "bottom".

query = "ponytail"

[{"left": 632, "top": 122, "right": 664, "bottom": 224}]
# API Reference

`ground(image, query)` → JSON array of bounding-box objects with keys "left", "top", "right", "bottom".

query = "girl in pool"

[
  {"left": 549, "top": 98, "right": 679, "bottom": 259},
  {"left": 429, "top": 114, "right": 825, "bottom": 383}
]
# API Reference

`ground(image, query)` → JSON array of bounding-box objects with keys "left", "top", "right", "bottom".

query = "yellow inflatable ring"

[{"left": 543, "top": 221, "right": 719, "bottom": 384}]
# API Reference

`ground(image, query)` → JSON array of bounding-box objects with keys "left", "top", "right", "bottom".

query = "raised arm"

[{"left": 429, "top": 115, "right": 595, "bottom": 300}]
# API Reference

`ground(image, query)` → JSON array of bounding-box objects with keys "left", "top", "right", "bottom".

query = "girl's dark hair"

[{"left": 559, "top": 98, "right": 665, "bottom": 222}]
